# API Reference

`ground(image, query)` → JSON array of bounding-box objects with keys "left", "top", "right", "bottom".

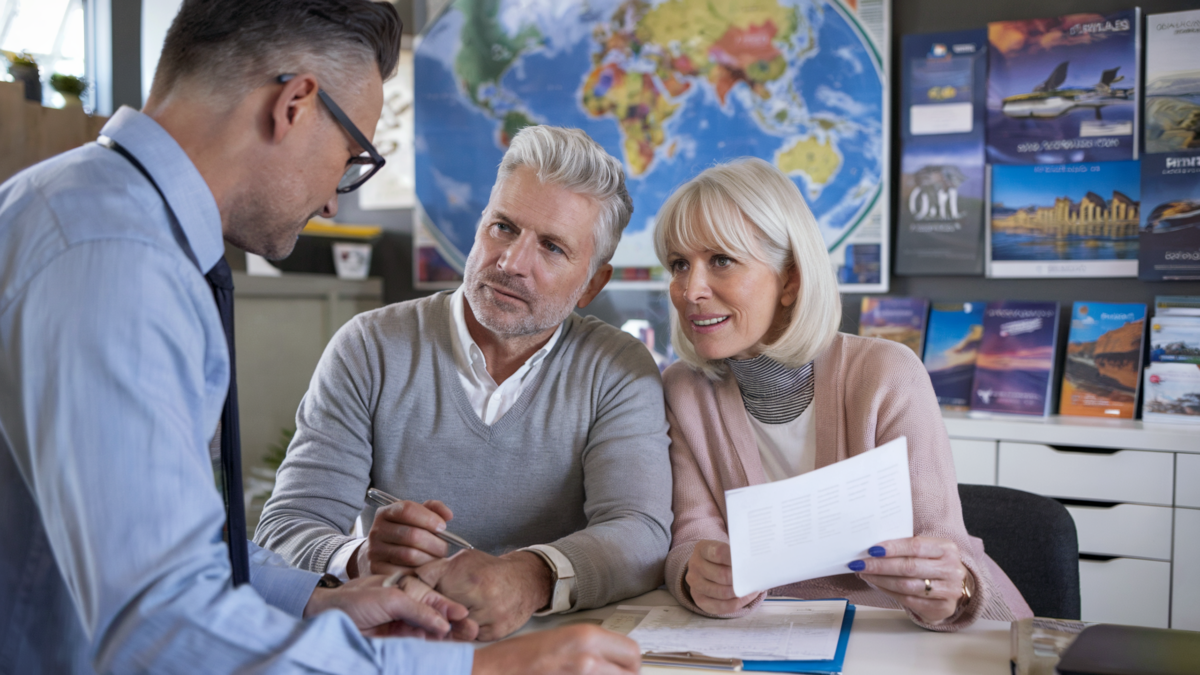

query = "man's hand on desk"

[
  {"left": 684, "top": 539, "right": 760, "bottom": 616},
  {"left": 304, "top": 573, "right": 479, "bottom": 640},
  {"left": 472, "top": 624, "right": 640, "bottom": 675},
  {"left": 417, "top": 549, "right": 553, "bottom": 641},
  {"left": 349, "top": 499, "right": 455, "bottom": 578}
]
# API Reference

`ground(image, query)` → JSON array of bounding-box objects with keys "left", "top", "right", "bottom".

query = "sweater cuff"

[
  {"left": 667, "top": 540, "right": 765, "bottom": 619},
  {"left": 313, "top": 533, "right": 359, "bottom": 575},
  {"left": 904, "top": 559, "right": 988, "bottom": 632}
]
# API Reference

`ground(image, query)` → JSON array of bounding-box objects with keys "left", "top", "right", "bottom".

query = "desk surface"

[{"left": 514, "top": 590, "right": 1011, "bottom": 674}]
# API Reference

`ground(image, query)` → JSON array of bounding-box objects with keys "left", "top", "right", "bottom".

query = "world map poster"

[{"left": 413, "top": 0, "right": 890, "bottom": 291}]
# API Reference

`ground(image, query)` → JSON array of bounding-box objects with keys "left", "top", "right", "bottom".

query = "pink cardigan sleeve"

[
  {"left": 854, "top": 339, "right": 1021, "bottom": 628},
  {"left": 663, "top": 378, "right": 767, "bottom": 618}
]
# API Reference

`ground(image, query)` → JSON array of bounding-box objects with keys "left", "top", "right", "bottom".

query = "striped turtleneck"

[{"left": 725, "top": 355, "right": 815, "bottom": 424}]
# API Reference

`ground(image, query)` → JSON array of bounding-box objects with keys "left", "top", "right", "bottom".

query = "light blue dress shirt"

[{"left": 0, "top": 107, "right": 474, "bottom": 674}]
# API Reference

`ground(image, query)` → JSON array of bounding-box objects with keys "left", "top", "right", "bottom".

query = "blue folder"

[{"left": 742, "top": 600, "right": 856, "bottom": 674}]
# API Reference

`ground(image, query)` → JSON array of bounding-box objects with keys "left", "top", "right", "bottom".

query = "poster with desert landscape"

[{"left": 1059, "top": 302, "right": 1145, "bottom": 418}]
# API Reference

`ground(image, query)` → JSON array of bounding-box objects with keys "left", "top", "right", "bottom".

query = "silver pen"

[{"left": 366, "top": 488, "right": 475, "bottom": 551}]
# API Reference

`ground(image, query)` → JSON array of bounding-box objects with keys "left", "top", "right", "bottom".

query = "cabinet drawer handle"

[
  {"left": 1057, "top": 498, "right": 1120, "bottom": 509},
  {"left": 1079, "top": 553, "right": 1120, "bottom": 562},
  {"left": 1048, "top": 444, "right": 1121, "bottom": 455}
]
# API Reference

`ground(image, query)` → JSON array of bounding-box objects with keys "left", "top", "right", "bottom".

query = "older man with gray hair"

[{"left": 256, "top": 125, "right": 673, "bottom": 640}]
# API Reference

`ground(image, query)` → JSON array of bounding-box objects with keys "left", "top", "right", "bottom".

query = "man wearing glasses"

[{"left": 0, "top": 1, "right": 638, "bottom": 674}]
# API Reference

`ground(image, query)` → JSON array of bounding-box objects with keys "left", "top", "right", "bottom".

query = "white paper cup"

[{"left": 332, "top": 242, "right": 372, "bottom": 280}]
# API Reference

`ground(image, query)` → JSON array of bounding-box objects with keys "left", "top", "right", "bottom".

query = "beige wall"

[
  {"left": 233, "top": 272, "right": 383, "bottom": 529},
  {"left": 0, "top": 81, "right": 107, "bottom": 184}
]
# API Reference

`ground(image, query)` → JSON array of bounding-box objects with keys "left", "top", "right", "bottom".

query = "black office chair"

[{"left": 957, "top": 484, "right": 1081, "bottom": 620}]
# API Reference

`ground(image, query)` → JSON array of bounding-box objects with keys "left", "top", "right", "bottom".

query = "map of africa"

[{"left": 415, "top": 0, "right": 887, "bottom": 285}]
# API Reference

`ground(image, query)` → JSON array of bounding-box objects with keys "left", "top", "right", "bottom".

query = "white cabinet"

[
  {"left": 1178, "top": 454, "right": 1200, "bottom": 510},
  {"left": 1079, "top": 557, "right": 1172, "bottom": 628},
  {"left": 949, "top": 438, "right": 996, "bottom": 485},
  {"left": 996, "top": 442, "right": 1174, "bottom": 506},
  {"left": 1065, "top": 503, "right": 1173, "bottom": 561},
  {"left": 1174, "top": 508, "right": 1200, "bottom": 631},
  {"left": 943, "top": 413, "right": 1198, "bottom": 628}
]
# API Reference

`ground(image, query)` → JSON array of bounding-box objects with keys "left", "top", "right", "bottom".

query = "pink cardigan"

[{"left": 663, "top": 332, "right": 1033, "bottom": 630}]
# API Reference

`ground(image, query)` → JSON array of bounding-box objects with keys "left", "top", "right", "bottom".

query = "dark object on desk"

[
  {"left": 958, "top": 485, "right": 1080, "bottom": 620},
  {"left": 1056, "top": 624, "right": 1200, "bottom": 675}
]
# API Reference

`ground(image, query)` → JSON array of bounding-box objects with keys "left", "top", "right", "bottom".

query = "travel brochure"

[
  {"left": 923, "top": 302, "right": 986, "bottom": 409},
  {"left": 1143, "top": 296, "right": 1200, "bottom": 425},
  {"left": 1142, "top": 364, "right": 1200, "bottom": 425},
  {"left": 860, "top": 296, "right": 1200, "bottom": 421},
  {"left": 986, "top": 11, "right": 1140, "bottom": 166},
  {"left": 896, "top": 30, "right": 988, "bottom": 276},
  {"left": 988, "top": 161, "right": 1140, "bottom": 278},
  {"left": 1145, "top": 9, "right": 1200, "bottom": 155},
  {"left": 1138, "top": 153, "right": 1200, "bottom": 280},
  {"left": 970, "top": 301, "right": 1061, "bottom": 416},
  {"left": 1138, "top": 10, "right": 1200, "bottom": 281},
  {"left": 893, "top": 9, "right": 1200, "bottom": 280},
  {"left": 858, "top": 297, "right": 929, "bottom": 357},
  {"left": 1059, "top": 302, "right": 1145, "bottom": 419}
]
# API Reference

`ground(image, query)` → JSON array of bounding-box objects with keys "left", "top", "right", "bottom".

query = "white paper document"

[
  {"left": 602, "top": 600, "right": 846, "bottom": 661},
  {"left": 726, "top": 436, "right": 913, "bottom": 596}
]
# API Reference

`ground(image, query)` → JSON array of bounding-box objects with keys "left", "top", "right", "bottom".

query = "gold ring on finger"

[{"left": 924, "top": 578, "right": 932, "bottom": 596}]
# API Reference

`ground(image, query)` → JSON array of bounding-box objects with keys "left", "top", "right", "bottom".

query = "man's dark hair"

[{"left": 152, "top": 0, "right": 402, "bottom": 102}]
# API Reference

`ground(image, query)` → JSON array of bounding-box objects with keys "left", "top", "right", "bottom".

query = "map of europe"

[{"left": 415, "top": 0, "right": 885, "bottom": 279}]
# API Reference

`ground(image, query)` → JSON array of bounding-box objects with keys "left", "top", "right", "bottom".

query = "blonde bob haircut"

[{"left": 653, "top": 157, "right": 842, "bottom": 380}]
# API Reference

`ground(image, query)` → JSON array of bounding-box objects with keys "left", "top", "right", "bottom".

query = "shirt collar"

[
  {"left": 99, "top": 106, "right": 225, "bottom": 274},
  {"left": 448, "top": 287, "right": 563, "bottom": 377}
]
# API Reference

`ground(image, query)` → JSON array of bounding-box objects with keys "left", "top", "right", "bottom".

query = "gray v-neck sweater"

[{"left": 255, "top": 291, "right": 673, "bottom": 609}]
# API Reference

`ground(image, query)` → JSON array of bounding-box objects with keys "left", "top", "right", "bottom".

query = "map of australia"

[{"left": 415, "top": 0, "right": 884, "bottom": 275}]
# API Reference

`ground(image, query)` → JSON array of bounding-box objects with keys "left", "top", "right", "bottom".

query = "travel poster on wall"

[
  {"left": 1138, "top": 153, "right": 1200, "bottom": 280},
  {"left": 987, "top": 11, "right": 1140, "bottom": 165},
  {"left": 970, "top": 301, "right": 1061, "bottom": 416},
  {"left": 896, "top": 30, "right": 987, "bottom": 275},
  {"left": 988, "top": 161, "right": 1140, "bottom": 278},
  {"left": 1143, "top": 363, "right": 1200, "bottom": 425},
  {"left": 1059, "top": 302, "right": 1145, "bottom": 418},
  {"left": 923, "top": 301, "right": 985, "bottom": 409},
  {"left": 859, "top": 297, "right": 929, "bottom": 357},
  {"left": 1145, "top": 10, "right": 1200, "bottom": 154}
]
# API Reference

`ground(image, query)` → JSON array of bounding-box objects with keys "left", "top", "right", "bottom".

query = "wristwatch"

[{"left": 317, "top": 573, "right": 343, "bottom": 589}]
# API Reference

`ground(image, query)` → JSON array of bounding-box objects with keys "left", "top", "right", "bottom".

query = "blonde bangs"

[{"left": 654, "top": 177, "right": 769, "bottom": 268}]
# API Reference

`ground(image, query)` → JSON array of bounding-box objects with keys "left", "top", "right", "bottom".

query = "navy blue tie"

[{"left": 206, "top": 257, "right": 250, "bottom": 586}]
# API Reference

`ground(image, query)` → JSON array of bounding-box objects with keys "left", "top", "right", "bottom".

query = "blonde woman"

[{"left": 656, "top": 158, "right": 1032, "bottom": 630}]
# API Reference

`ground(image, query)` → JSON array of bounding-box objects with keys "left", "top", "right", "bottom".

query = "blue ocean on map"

[{"left": 414, "top": 0, "right": 884, "bottom": 272}]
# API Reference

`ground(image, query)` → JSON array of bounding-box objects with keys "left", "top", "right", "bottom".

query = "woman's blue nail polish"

[
  {"left": 869, "top": 546, "right": 886, "bottom": 557},
  {"left": 847, "top": 560, "right": 865, "bottom": 572}
]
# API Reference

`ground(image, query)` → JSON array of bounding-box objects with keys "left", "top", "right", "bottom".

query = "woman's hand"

[
  {"left": 684, "top": 540, "right": 759, "bottom": 615},
  {"left": 848, "top": 537, "right": 973, "bottom": 625}
]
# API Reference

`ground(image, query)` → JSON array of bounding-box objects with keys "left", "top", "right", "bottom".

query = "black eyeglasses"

[{"left": 277, "top": 74, "right": 385, "bottom": 193}]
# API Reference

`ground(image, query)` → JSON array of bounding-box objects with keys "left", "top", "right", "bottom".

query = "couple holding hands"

[{"left": 255, "top": 125, "right": 1032, "bottom": 651}]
